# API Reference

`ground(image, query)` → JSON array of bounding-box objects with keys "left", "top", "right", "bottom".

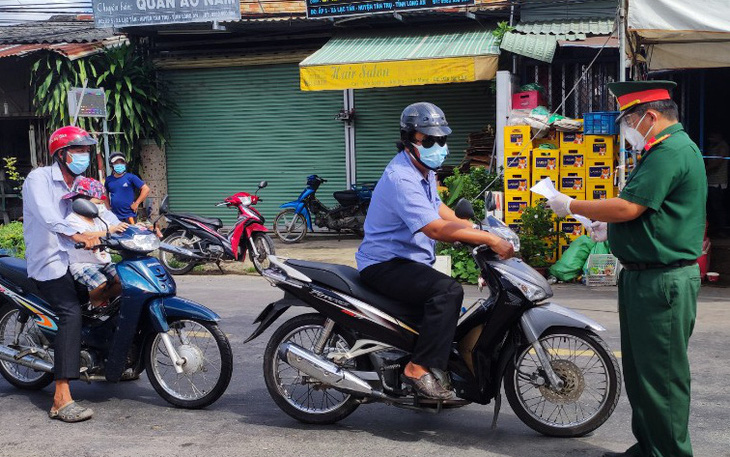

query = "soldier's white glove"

[
  {"left": 546, "top": 193, "right": 573, "bottom": 218},
  {"left": 589, "top": 221, "right": 608, "bottom": 242}
]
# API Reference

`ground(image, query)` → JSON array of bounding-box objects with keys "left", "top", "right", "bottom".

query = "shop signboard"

[
  {"left": 305, "top": 0, "right": 474, "bottom": 19},
  {"left": 92, "top": 0, "right": 241, "bottom": 28}
]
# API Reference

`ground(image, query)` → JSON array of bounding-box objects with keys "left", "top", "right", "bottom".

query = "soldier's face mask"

[{"left": 621, "top": 112, "right": 654, "bottom": 151}]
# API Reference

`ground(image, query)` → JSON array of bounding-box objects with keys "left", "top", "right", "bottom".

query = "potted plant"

[{"left": 518, "top": 202, "right": 569, "bottom": 275}]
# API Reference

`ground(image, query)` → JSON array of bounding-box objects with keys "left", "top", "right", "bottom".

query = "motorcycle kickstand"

[{"left": 215, "top": 261, "right": 224, "bottom": 275}]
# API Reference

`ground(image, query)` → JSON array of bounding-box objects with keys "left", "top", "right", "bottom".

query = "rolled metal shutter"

[
  {"left": 163, "top": 64, "right": 345, "bottom": 225},
  {"left": 353, "top": 82, "right": 496, "bottom": 183}
]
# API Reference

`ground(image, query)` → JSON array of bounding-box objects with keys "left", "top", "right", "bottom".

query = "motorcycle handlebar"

[
  {"left": 214, "top": 202, "right": 228, "bottom": 207},
  {"left": 74, "top": 242, "right": 86, "bottom": 249}
]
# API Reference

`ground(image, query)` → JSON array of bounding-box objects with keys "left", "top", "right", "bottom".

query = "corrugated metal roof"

[
  {"left": 301, "top": 26, "right": 499, "bottom": 66},
  {"left": 0, "top": 36, "right": 127, "bottom": 60},
  {"left": 500, "top": 31, "right": 556, "bottom": 62},
  {"left": 0, "top": 20, "right": 117, "bottom": 44},
  {"left": 514, "top": 18, "right": 615, "bottom": 41}
]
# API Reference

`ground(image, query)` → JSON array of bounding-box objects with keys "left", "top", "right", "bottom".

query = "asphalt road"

[{"left": 1, "top": 275, "right": 728, "bottom": 457}]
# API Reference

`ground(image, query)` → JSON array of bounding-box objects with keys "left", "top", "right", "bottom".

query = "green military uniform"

[{"left": 608, "top": 118, "right": 707, "bottom": 457}]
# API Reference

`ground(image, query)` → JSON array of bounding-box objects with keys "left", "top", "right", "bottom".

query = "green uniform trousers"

[{"left": 618, "top": 264, "right": 700, "bottom": 457}]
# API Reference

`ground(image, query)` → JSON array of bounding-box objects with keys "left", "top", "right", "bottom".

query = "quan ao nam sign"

[
  {"left": 92, "top": 0, "right": 241, "bottom": 28},
  {"left": 306, "top": 0, "right": 474, "bottom": 19}
]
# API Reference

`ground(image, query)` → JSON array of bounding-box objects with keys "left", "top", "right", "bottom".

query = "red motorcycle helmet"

[{"left": 49, "top": 126, "right": 97, "bottom": 157}]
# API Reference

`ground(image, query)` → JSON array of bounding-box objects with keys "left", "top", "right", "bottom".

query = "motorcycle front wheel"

[
  {"left": 145, "top": 318, "right": 233, "bottom": 409},
  {"left": 159, "top": 230, "right": 199, "bottom": 275},
  {"left": 0, "top": 305, "right": 54, "bottom": 390},
  {"left": 249, "top": 232, "right": 275, "bottom": 274},
  {"left": 273, "top": 209, "right": 307, "bottom": 243},
  {"left": 263, "top": 313, "right": 361, "bottom": 424},
  {"left": 504, "top": 326, "right": 621, "bottom": 437}
]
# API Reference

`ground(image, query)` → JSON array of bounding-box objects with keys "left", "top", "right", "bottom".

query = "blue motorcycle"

[
  {"left": 0, "top": 199, "right": 232, "bottom": 409},
  {"left": 273, "top": 175, "right": 374, "bottom": 243}
]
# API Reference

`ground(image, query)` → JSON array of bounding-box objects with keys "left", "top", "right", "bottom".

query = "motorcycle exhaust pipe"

[
  {"left": 0, "top": 345, "right": 53, "bottom": 373},
  {"left": 278, "top": 342, "right": 373, "bottom": 396}
]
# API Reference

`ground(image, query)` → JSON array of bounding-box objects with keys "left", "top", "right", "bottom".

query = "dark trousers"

[
  {"left": 707, "top": 185, "right": 727, "bottom": 234},
  {"left": 33, "top": 271, "right": 81, "bottom": 380},
  {"left": 360, "top": 258, "right": 463, "bottom": 370}
]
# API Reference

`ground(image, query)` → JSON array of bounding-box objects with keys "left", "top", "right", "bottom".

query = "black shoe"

[{"left": 402, "top": 372, "right": 455, "bottom": 400}]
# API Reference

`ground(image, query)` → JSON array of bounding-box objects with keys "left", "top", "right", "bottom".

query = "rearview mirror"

[
  {"left": 71, "top": 199, "right": 99, "bottom": 219},
  {"left": 485, "top": 191, "right": 497, "bottom": 212},
  {"left": 258, "top": 181, "right": 268, "bottom": 189},
  {"left": 159, "top": 195, "right": 169, "bottom": 215},
  {"left": 454, "top": 198, "right": 475, "bottom": 220}
]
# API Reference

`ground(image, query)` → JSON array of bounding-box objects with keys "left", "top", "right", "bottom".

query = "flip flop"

[{"left": 48, "top": 401, "right": 94, "bottom": 423}]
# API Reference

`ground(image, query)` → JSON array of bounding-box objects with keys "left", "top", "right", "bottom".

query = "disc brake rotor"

[{"left": 538, "top": 359, "right": 585, "bottom": 403}]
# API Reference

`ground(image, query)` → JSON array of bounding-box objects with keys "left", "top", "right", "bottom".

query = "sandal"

[
  {"left": 402, "top": 372, "right": 455, "bottom": 400},
  {"left": 48, "top": 401, "right": 94, "bottom": 423}
]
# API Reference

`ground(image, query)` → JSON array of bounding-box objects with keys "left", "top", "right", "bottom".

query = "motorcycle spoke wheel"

[
  {"left": 145, "top": 319, "right": 232, "bottom": 409},
  {"left": 159, "top": 231, "right": 198, "bottom": 275},
  {"left": 505, "top": 327, "right": 620, "bottom": 437},
  {"left": 249, "top": 233, "right": 275, "bottom": 274},
  {"left": 0, "top": 305, "right": 54, "bottom": 389},
  {"left": 273, "top": 209, "right": 307, "bottom": 243},
  {"left": 264, "top": 314, "right": 360, "bottom": 424}
]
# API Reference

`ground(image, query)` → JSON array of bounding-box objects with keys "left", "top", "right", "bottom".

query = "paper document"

[{"left": 530, "top": 178, "right": 594, "bottom": 231}]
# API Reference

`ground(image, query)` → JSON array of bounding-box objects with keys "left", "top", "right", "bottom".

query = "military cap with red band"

[{"left": 607, "top": 80, "right": 677, "bottom": 121}]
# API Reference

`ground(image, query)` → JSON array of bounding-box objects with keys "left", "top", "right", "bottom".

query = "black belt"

[{"left": 621, "top": 259, "right": 697, "bottom": 271}]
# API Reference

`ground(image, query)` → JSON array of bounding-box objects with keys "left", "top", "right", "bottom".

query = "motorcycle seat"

[
  {"left": 0, "top": 257, "right": 90, "bottom": 304},
  {"left": 285, "top": 259, "right": 423, "bottom": 326},
  {"left": 333, "top": 190, "right": 361, "bottom": 207},
  {"left": 0, "top": 257, "right": 43, "bottom": 297},
  {"left": 177, "top": 214, "right": 223, "bottom": 229}
]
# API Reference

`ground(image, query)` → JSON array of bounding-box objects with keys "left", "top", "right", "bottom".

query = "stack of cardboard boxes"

[{"left": 504, "top": 125, "right": 620, "bottom": 262}]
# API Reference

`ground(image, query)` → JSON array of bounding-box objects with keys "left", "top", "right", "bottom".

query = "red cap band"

[{"left": 617, "top": 88, "right": 671, "bottom": 111}]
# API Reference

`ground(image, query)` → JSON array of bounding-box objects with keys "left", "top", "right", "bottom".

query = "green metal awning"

[
  {"left": 500, "top": 32, "right": 557, "bottom": 63},
  {"left": 514, "top": 18, "right": 615, "bottom": 41},
  {"left": 300, "top": 27, "right": 500, "bottom": 91}
]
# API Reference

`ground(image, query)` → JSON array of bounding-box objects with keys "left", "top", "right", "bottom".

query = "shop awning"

[
  {"left": 299, "top": 27, "right": 500, "bottom": 91},
  {"left": 628, "top": 0, "right": 730, "bottom": 70}
]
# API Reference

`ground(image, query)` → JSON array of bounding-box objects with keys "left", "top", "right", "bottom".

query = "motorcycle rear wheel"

[
  {"left": 263, "top": 313, "right": 361, "bottom": 424},
  {"left": 0, "top": 305, "right": 54, "bottom": 390},
  {"left": 159, "top": 230, "right": 198, "bottom": 275},
  {"left": 144, "top": 318, "right": 233, "bottom": 409},
  {"left": 504, "top": 326, "right": 621, "bottom": 437},
  {"left": 249, "top": 233, "right": 275, "bottom": 274},
  {"left": 273, "top": 209, "right": 307, "bottom": 243}
]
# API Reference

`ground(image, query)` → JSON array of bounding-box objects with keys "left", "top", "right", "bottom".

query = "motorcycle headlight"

[
  {"left": 490, "top": 225, "right": 521, "bottom": 252},
  {"left": 240, "top": 196, "right": 252, "bottom": 206},
  {"left": 494, "top": 267, "right": 548, "bottom": 302},
  {"left": 119, "top": 233, "right": 160, "bottom": 253}
]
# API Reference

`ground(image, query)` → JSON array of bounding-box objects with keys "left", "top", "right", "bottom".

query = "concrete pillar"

[{"left": 139, "top": 139, "right": 167, "bottom": 220}]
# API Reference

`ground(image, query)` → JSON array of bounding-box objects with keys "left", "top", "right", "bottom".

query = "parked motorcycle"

[
  {"left": 273, "top": 175, "right": 374, "bottom": 243},
  {"left": 0, "top": 199, "right": 233, "bottom": 408},
  {"left": 246, "top": 199, "right": 621, "bottom": 436},
  {"left": 159, "top": 181, "right": 274, "bottom": 275}
]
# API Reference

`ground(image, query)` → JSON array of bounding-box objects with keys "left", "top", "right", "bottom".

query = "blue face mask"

[
  {"left": 113, "top": 164, "right": 126, "bottom": 174},
  {"left": 67, "top": 153, "right": 90, "bottom": 175},
  {"left": 415, "top": 143, "right": 449, "bottom": 170}
]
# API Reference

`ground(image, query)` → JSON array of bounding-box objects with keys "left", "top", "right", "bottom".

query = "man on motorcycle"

[
  {"left": 356, "top": 102, "right": 514, "bottom": 400},
  {"left": 22, "top": 126, "right": 101, "bottom": 422}
]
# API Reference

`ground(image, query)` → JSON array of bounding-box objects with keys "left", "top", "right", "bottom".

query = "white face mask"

[
  {"left": 96, "top": 203, "right": 106, "bottom": 215},
  {"left": 621, "top": 113, "right": 654, "bottom": 151}
]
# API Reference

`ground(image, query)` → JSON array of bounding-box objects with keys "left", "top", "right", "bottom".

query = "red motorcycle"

[{"left": 158, "top": 181, "right": 274, "bottom": 275}]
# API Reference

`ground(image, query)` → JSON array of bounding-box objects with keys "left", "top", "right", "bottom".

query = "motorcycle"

[
  {"left": 246, "top": 199, "right": 621, "bottom": 436},
  {"left": 0, "top": 199, "right": 233, "bottom": 408},
  {"left": 158, "top": 181, "right": 275, "bottom": 275},
  {"left": 273, "top": 175, "right": 374, "bottom": 243}
]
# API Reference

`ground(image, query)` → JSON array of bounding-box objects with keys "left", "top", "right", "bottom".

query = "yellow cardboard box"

[
  {"left": 505, "top": 195, "right": 529, "bottom": 223},
  {"left": 559, "top": 217, "right": 585, "bottom": 240},
  {"left": 505, "top": 173, "right": 531, "bottom": 199},
  {"left": 532, "top": 149, "right": 560, "bottom": 174},
  {"left": 560, "top": 149, "right": 586, "bottom": 172},
  {"left": 504, "top": 125, "right": 532, "bottom": 150},
  {"left": 587, "top": 182, "right": 615, "bottom": 200},
  {"left": 560, "top": 131, "right": 586, "bottom": 151},
  {"left": 587, "top": 159, "right": 614, "bottom": 182},
  {"left": 564, "top": 189, "right": 586, "bottom": 200},
  {"left": 504, "top": 149, "right": 531, "bottom": 177},
  {"left": 585, "top": 135, "right": 616, "bottom": 160},
  {"left": 559, "top": 172, "right": 586, "bottom": 193}
]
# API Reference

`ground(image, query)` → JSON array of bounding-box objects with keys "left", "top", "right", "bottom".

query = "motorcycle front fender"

[
  {"left": 279, "top": 201, "right": 312, "bottom": 230},
  {"left": 244, "top": 293, "right": 305, "bottom": 343},
  {"left": 147, "top": 296, "right": 221, "bottom": 333},
  {"left": 520, "top": 303, "right": 606, "bottom": 343}
]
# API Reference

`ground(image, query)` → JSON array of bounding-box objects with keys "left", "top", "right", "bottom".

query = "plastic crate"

[
  {"left": 583, "top": 111, "right": 620, "bottom": 135},
  {"left": 585, "top": 254, "right": 620, "bottom": 286}
]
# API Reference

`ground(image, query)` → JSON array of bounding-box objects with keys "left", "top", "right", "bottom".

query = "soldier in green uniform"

[{"left": 546, "top": 80, "right": 706, "bottom": 457}]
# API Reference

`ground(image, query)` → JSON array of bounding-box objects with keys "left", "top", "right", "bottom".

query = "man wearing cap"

[
  {"left": 545, "top": 81, "right": 706, "bottom": 457},
  {"left": 105, "top": 152, "right": 150, "bottom": 223}
]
